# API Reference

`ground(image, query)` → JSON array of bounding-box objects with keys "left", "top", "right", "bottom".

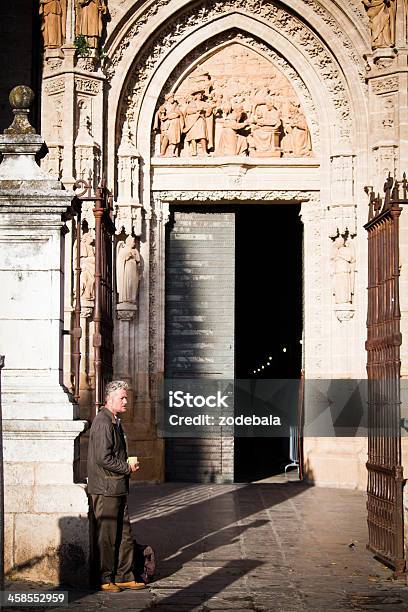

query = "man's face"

[{"left": 106, "top": 388, "right": 128, "bottom": 416}]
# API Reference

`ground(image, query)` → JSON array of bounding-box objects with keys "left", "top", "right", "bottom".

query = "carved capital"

[{"left": 116, "top": 303, "right": 138, "bottom": 321}]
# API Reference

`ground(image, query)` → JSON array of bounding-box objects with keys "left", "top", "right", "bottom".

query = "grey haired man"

[{"left": 87, "top": 380, "right": 145, "bottom": 592}]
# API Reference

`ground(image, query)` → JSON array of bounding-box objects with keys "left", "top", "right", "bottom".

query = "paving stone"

[{"left": 5, "top": 483, "right": 408, "bottom": 612}]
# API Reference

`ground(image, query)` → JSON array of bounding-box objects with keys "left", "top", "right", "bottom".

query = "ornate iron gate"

[
  {"left": 364, "top": 175, "right": 406, "bottom": 575},
  {"left": 72, "top": 176, "right": 115, "bottom": 417}
]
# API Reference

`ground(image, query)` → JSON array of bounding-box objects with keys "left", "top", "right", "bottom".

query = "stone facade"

[
  {"left": 36, "top": 1, "right": 408, "bottom": 482},
  {"left": 3, "top": 0, "right": 408, "bottom": 581}
]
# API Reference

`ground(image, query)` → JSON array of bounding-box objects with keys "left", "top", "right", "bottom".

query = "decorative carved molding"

[
  {"left": 44, "top": 78, "right": 65, "bottom": 96},
  {"left": 115, "top": 203, "right": 143, "bottom": 236},
  {"left": 75, "top": 77, "right": 101, "bottom": 95},
  {"left": 335, "top": 308, "right": 355, "bottom": 323},
  {"left": 300, "top": 198, "right": 323, "bottom": 372},
  {"left": 327, "top": 203, "right": 357, "bottom": 237},
  {"left": 154, "top": 189, "right": 317, "bottom": 202},
  {"left": 107, "top": 0, "right": 364, "bottom": 92},
  {"left": 76, "top": 57, "right": 98, "bottom": 72},
  {"left": 115, "top": 1, "right": 353, "bottom": 144},
  {"left": 371, "top": 76, "right": 398, "bottom": 94},
  {"left": 116, "top": 307, "right": 137, "bottom": 321}
]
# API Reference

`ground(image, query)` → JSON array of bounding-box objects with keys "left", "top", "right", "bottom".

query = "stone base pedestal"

[
  {"left": 4, "top": 420, "right": 90, "bottom": 586},
  {"left": 303, "top": 437, "right": 367, "bottom": 490}
]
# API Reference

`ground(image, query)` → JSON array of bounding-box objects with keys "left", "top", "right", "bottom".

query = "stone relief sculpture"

[
  {"left": 154, "top": 93, "right": 184, "bottom": 157},
  {"left": 153, "top": 45, "right": 312, "bottom": 158},
  {"left": 330, "top": 236, "right": 356, "bottom": 304},
  {"left": 75, "top": 0, "right": 107, "bottom": 48},
  {"left": 248, "top": 100, "right": 282, "bottom": 157},
  {"left": 39, "top": 0, "right": 67, "bottom": 48},
  {"left": 217, "top": 105, "right": 249, "bottom": 156},
  {"left": 363, "top": 0, "right": 396, "bottom": 48},
  {"left": 183, "top": 90, "right": 214, "bottom": 156},
  {"left": 80, "top": 231, "right": 96, "bottom": 301},
  {"left": 116, "top": 236, "right": 141, "bottom": 304}
]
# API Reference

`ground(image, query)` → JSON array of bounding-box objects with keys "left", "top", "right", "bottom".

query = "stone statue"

[
  {"left": 80, "top": 231, "right": 95, "bottom": 301},
  {"left": 363, "top": 0, "right": 396, "bottom": 49},
  {"left": 217, "top": 105, "right": 249, "bottom": 156},
  {"left": 76, "top": 0, "right": 107, "bottom": 48},
  {"left": 183, "top": 90, "right": 214, "bottom": 156},
  {"left": 248, "top": 100, "right": 282, "bottom": 157},
  {"left": 39, "top": 0, "right": 66, "bottom": 48},
  {"left": 116, "top": 236, "right": 141, "bottom": 304},
  {"left": 330, "top": 236, "right": 356, "bottom": 304},
  {"left": 283, "top": 102, "right": 311, "bottom": 157},
  {"left": 154, "top": 94, "right": 184, "bottom": 157}
]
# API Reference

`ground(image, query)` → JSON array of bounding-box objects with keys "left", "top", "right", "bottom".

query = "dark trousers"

[{"left": 91, "top": 494, "right": 134, "bottom": 584}]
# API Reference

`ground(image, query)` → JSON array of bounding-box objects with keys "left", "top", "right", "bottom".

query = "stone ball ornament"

[
  {"left": 9, "top": 85, "right": 35, "bottom": 110},
  {"left": 4, "top": 85, "right": 36, "bottom": 135}
]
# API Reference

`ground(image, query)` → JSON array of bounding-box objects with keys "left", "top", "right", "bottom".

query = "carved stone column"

[{"left": 0, "top": 88, "right": 89, "bottom": 585}]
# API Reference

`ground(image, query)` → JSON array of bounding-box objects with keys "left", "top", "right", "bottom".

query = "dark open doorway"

[{"left": 234, "top": 203, "right": 303, "bottom": 482}]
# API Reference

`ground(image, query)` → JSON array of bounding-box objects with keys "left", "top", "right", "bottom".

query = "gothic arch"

[{"left": 105, "top": 1, "right": 369, "bottom": 187}]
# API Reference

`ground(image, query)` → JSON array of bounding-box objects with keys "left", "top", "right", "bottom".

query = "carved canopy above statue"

[{"left": 153, "top": 43, "right": 312, "bottom": 159}]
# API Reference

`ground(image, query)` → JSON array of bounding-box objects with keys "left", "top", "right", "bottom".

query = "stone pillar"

[{"left": 0, "top": 87, "right": 89, "bottom": 585}]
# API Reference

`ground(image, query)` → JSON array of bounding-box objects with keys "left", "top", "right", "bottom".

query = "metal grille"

[{"left": 364, "top": 176, "right": 405, "bottom": 575}]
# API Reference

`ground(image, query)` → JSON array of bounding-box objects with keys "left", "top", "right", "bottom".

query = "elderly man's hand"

[{"left": 129, "top": 462, "right": 139, "bottom": 473}]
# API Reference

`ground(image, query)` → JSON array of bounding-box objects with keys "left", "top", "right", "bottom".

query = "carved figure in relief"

[
  {"left": 248, "top": 100, "right": 282, "bottom": 157},
  {"left": 116, "top": 236, "right": 141, "bottom": 304},
  {"left": 39, "top": 0, "right": 66, "bottom": 48},
  {"left": 291, "top": 102, "right": 312, "bottom": 156},
  {"left": 363, "top": 0, "right": 396, "bottom": 48},
  {"left": 183, "top": 90, "right": 214, "bottom": 156},
  {"left": 330, "top": 236, "right": 355, "bottom": 304},
  {"left": 217, "top": 105, "right": 249, "bottom": 156},
  {"left": 80, "top": 231, "right": 96, "bottom": 301},
  {"left": 155, "top": 44, "right": 313, "bottom": 158},
  {"left": 76, "top": 0, "right": 107, "bottom": 48},
  {"left": 154, "top": 93, "right": 184, "bottom": 157}
]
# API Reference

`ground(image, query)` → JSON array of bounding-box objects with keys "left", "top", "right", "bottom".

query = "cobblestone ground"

[{"left": 5, "top": 481, "right": 408, "bottom": 611}]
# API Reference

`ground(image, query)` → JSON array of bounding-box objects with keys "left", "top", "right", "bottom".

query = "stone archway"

[{"left": 104, "top": 0, "right": 370, "bottom": 485}]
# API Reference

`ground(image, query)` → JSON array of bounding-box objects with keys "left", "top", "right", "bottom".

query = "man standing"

[{"left": 87, "top": 380, "right": 145, "bottom": 592}]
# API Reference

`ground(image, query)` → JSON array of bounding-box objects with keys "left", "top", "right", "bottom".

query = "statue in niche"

[
  {"left": 183, "top": 90, "right": 214, "bottom": 156},
  {"left": 39, "top": 0, "right": 66, "bottom": 48},
  {"left": 330, "top": 236, "right": 356, "bottom": 304},
  {"left": 75, "top": 0, "right": 107, "bottom": 48},
  {"left": 248, "top": 99, "right": 282, "bottom": 157},
  {"left": 116, "top": 236, "right": 141, "bottom": 304},
  {"left": 217, "top": 105, "right": 249, "bottom": 156},
  {"left": 154, "top": 93, "right": 184, "bottom": 157},
  {"left": 80, "top": 231, "right": 95, "bottom": 301},
  {"left": 363, "top": 0, "right": 396, "bottom": 49}
]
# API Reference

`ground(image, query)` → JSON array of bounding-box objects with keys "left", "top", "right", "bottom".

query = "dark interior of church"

[{"left": 234, "top": 203, "right": 303, "bottom": 481}]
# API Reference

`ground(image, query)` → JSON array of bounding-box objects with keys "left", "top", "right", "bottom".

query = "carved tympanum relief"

[{"left": 153, "top": 45, "right": 312, "bottom": 158}]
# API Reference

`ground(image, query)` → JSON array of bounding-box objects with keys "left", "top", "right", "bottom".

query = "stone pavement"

[{"left": 4, "top": 481, "right": 408, "bottom": 611}]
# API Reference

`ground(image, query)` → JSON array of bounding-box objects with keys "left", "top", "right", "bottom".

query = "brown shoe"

[
  {"left": 100, "top": 582, "right": 122, "bottom": 593},
  {"left": 115, "top": 580, "right": 145, "bottom": 590}
]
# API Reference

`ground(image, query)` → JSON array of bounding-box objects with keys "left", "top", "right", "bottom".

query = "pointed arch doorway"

[{"left": 164, "top": 201, "right": 303, "bottom": 483}]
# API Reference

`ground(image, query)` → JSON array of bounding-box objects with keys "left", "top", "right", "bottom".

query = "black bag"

[{"left": 133, "top": 541, "right": 156, "bottom": 583}]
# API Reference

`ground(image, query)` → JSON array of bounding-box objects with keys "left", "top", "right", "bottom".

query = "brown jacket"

[{"left": 87, "top": 407, "right": 131, "bottom": 496}]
